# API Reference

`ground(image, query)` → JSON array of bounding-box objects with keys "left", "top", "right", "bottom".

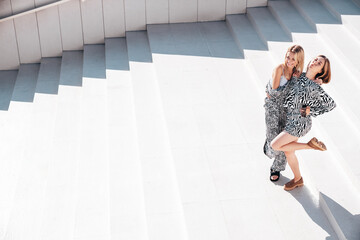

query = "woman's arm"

[
  {"left": 271, "top": 64, "right": 283, "bottom": 90},
  {"left": 307, "top": 84, "right": 336, "bottom": 117}
]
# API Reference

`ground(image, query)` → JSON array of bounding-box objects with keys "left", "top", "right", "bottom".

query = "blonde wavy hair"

[{"left": 285, "top": 45, "right": 304, "bottom": 75}]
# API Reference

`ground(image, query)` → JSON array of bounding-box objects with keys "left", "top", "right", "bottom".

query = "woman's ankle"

[{"left": 294, "top": 176, "right": 302, "bottom": 182}]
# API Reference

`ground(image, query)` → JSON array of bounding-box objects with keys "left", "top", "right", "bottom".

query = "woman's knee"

[
  {"left": 271, "top": 139, "right": 281, "bottom": 151},
  {"left": 284, "top": 151, "right": 295, "bottom": 158}
]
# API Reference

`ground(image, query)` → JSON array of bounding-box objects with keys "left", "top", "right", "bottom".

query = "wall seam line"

[
  {"left": 123, "top": 0, "right": 127, "bottom": 34},
  {"left": 35, "top": 12, "right": 43, "bottom": 59},
  {"left": 10, "top": 0, "right": 21, "bottom": 65},
  {"left": 57, "top": 6, "right": 64, "bottom": 53},
  {"left": 145, "top": 0, "right": 147, "bottom": 29},
  {"left": 78, "top": 0, "right": 85, "bottom": 46},
  {"left": 197, "top": 0, "right": 199, "bottom": 22},
  {"left": 101, "top": 0, "right": 106, "bottom": 39}
]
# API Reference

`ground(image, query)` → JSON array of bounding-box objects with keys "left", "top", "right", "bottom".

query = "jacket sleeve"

[{"left": 308, "top": 84, "right": 336, "bottom": 117}]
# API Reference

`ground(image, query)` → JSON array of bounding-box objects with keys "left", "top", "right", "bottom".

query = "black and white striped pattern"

[
  {"left": 284, "top": 73, "right": 336, "bottom": 137},
  {"left": 263, "top": 80, "right": 289, "bottom": 171}
]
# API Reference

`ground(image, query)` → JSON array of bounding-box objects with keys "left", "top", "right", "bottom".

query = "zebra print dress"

[{"left": 284, "top": 73, "right": 336, "bottom": 137}]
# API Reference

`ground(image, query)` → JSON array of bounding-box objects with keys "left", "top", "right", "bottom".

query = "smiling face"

[
  {"left": 284, "top": 45, "right": 304, "bottom": 74},
  {"left": 308, "top": 56, "right": 325, "bottom": 74},
  {"left": 285, "top": 51, "right": 297, "bottom": 69}
]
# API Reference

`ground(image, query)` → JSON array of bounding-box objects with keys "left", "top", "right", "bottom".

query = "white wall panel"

[
  {"left": 11, "top": 0, "right": 35, "bottom": 14},
  {"left": 198, "top": 0, "right": 226, "bottom": 21},
  {"left": 0, "top": 0, "right": 12, "bottom": 18},
  {"left": 80, "top": 0, "right": 105, "bottom": 44},
  {"left": 35, "top": 0, "right": 55, "bottom": 7},
  {"left": 0, "top": 0, "right": 270, "bottom": 70},
  {"left": 226, "top": 0, "right": 246, "bottom": 14},
  {"left": 247, "top": 0, "right": 267, "bottom": 8},
  {"left": 0, "top": 21, "right": 20, "bottom": 70},
  {"left": 124, "top": 0, "right": 146, "bottom": 31},
  {"left": 37, "top": 7, "right": 62, "bottom": 57},
  {"left": 146, "top": 0, "right": 169, "bottom": 24},
  {"left": 103, "top": 0, "right": 126, "bottom": 38},
  {"left": 169, "top": 0, "right": 197, "bottom": 23},
  {"left": 14, "top": 13, "right": 41, "bottom": 63},
  {"left": 59, "top": 0, "right": 83, "bottom": 50}
]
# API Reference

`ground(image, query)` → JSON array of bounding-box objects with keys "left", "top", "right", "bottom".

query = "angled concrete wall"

[{"left": 0, "top": 0, "right": 267, "bottom": 70}]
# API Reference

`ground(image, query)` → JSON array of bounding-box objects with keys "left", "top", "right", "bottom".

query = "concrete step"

[
  {"left": 0, "top": 64, "right": 39, "bottom": 239},
  {"left": 74, "top": 45, "right": 110, "bottom": 240},
  {"left": 227, "top": 15, "right": 338, "bottom": 239},
  {"left": 268, "top": 0, "right": 360, "bottom": 194},
  {"left": 246, "top": 5, "right": 360, "bottom": 239},
  {"left": 126, "top": 31, "right": 187, "bottom": 240},
  {"left": 39, "top": 51, "right": 83, "bottom": 240},
  {"left": 104, "top": 38, "right": 148, "bottom": 240},
  {"left": 290, "top": 0, "right": 360, "bottom": 83},
  {"left": 354, "top": 0, "right": 360, "bottom": 8},
  {"left": 247, "top": 7, "right": 292, "bottom": 45},
  {"left": 148, "top": 23, "right": 237, "bottom": 240},
  {"left": 147, "top": 20, "right": 337, "bottom": 240},
  {"left": 4, "top": 58, "right": 61, "bottom": 240},
  {"left": 0, "top": 71, "right": 17, "bottom": 111},
  {"left": 226, "top": 14, "right": 274, "bottom": 90},
  {"left": 319, "top": 0, "right": 360, "bottom": 42}
]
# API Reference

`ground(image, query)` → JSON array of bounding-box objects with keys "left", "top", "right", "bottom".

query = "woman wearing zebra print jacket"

[{"left": 271, "top": 55, "right": 336, "bottom": 191}]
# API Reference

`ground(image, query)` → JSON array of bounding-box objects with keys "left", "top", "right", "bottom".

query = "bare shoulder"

[
  {"left": 272, "top": 64, "right": 283, "bottom": 76},
  {"left": 274, "top": 64, "right": 283, "bottom": 73}
]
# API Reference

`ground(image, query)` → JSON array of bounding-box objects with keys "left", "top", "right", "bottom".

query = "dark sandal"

[{"left": 270, "top": 169, "right": 280, "bottom": 182}]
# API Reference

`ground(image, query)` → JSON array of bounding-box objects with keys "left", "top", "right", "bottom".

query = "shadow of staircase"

[{"left": 0, "top": 0, "right": 360, "bottom": 239}]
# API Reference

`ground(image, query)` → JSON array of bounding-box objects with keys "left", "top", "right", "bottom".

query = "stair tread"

[
  {"left": 1, "top": 1, "right": 360, "bottom": 238},
  {"left": 148, "top": 21, "right": 336, "bottom": 240},
  {"left": 269, "top": 1, "right": 315, "bottom": 33},
  {"left": 293, "top": 0, "right": 340, "bottom": 24},
  {"left": 320, "top": 0, "right": 360, "bottom": 42},
  {"left": 0, "top": 66, "right": 39, "bottom": 239},
  {"left": 247, "top": 7, "right": 292, "bottom": 43},
  {"left": 127, "top": 31, "right": 187, "bottom": 240},
  {"left": 105, "top": 37, "right": 148, "bottom": 240},
  {"left": 5, "top": 57, "right": 61, "bottom": 240},
  {"left": 292, "top": 0, "right": 360, "bottom": 73},
  {"left": 0, "top": 71, "right": 17, "bottom": 111},
  {"left": 74, "top": 45, "right": 110, "bottom": 239},
  {"left": 228, "top": 12, "right": 360, "bottom": 240},
  {"left": 269, "top": 0, "right": 360, "bottom": 192},
  {"left": 10, "top": 64, "right": 39, "bottom": 102},
  {"left": 39, "top": 51, "right": 83, "bottom": 240}
]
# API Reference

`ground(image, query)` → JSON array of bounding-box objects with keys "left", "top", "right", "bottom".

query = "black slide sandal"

[{"left": 270, "top": 169, "right": 280, "bottom": 182}]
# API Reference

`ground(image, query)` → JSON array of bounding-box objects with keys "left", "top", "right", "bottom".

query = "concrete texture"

[{"left": 0, "top": 1, "right": 359, "bottom": 239}]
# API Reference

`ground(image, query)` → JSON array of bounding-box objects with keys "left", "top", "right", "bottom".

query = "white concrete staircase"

[{"left": 0, "top": 0, "right": 360, "bottom": 239}]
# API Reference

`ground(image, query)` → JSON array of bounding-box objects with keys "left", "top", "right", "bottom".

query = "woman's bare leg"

[
  {"left": 271, "top": 131, "right": 312, "bottom": 152},
  {"left": 284, "top": 151, "right": 302, "bottom": 182}
]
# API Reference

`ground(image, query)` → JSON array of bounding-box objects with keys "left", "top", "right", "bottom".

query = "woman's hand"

[
  {"left": 292, "top": 70, "right": 301, "bottom": 78},
  {"left": 314, "top": 78, "right": 323, "bottom": 85},
  {"left": 300, "top": 106, "right": 310, "bottom": 117}
]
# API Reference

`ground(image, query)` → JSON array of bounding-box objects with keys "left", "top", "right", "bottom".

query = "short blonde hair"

[{"left": 285, "top": 45, "right": 304, "bottom": 75}]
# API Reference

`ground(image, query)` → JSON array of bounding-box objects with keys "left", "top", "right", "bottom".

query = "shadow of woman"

[
  {"left": 319, "top": 193, "right": 360, "bottom": 240},
  {"left": 288, "top": 186, "right": 338, "bottom": 240}
]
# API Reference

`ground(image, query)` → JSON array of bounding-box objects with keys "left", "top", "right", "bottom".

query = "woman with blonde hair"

[
  {"left": 271, "top": 55, "right": 336, "bottom": 191},
  {"left": 264, "top": 45, "right": 305, "bottom": 182}
]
